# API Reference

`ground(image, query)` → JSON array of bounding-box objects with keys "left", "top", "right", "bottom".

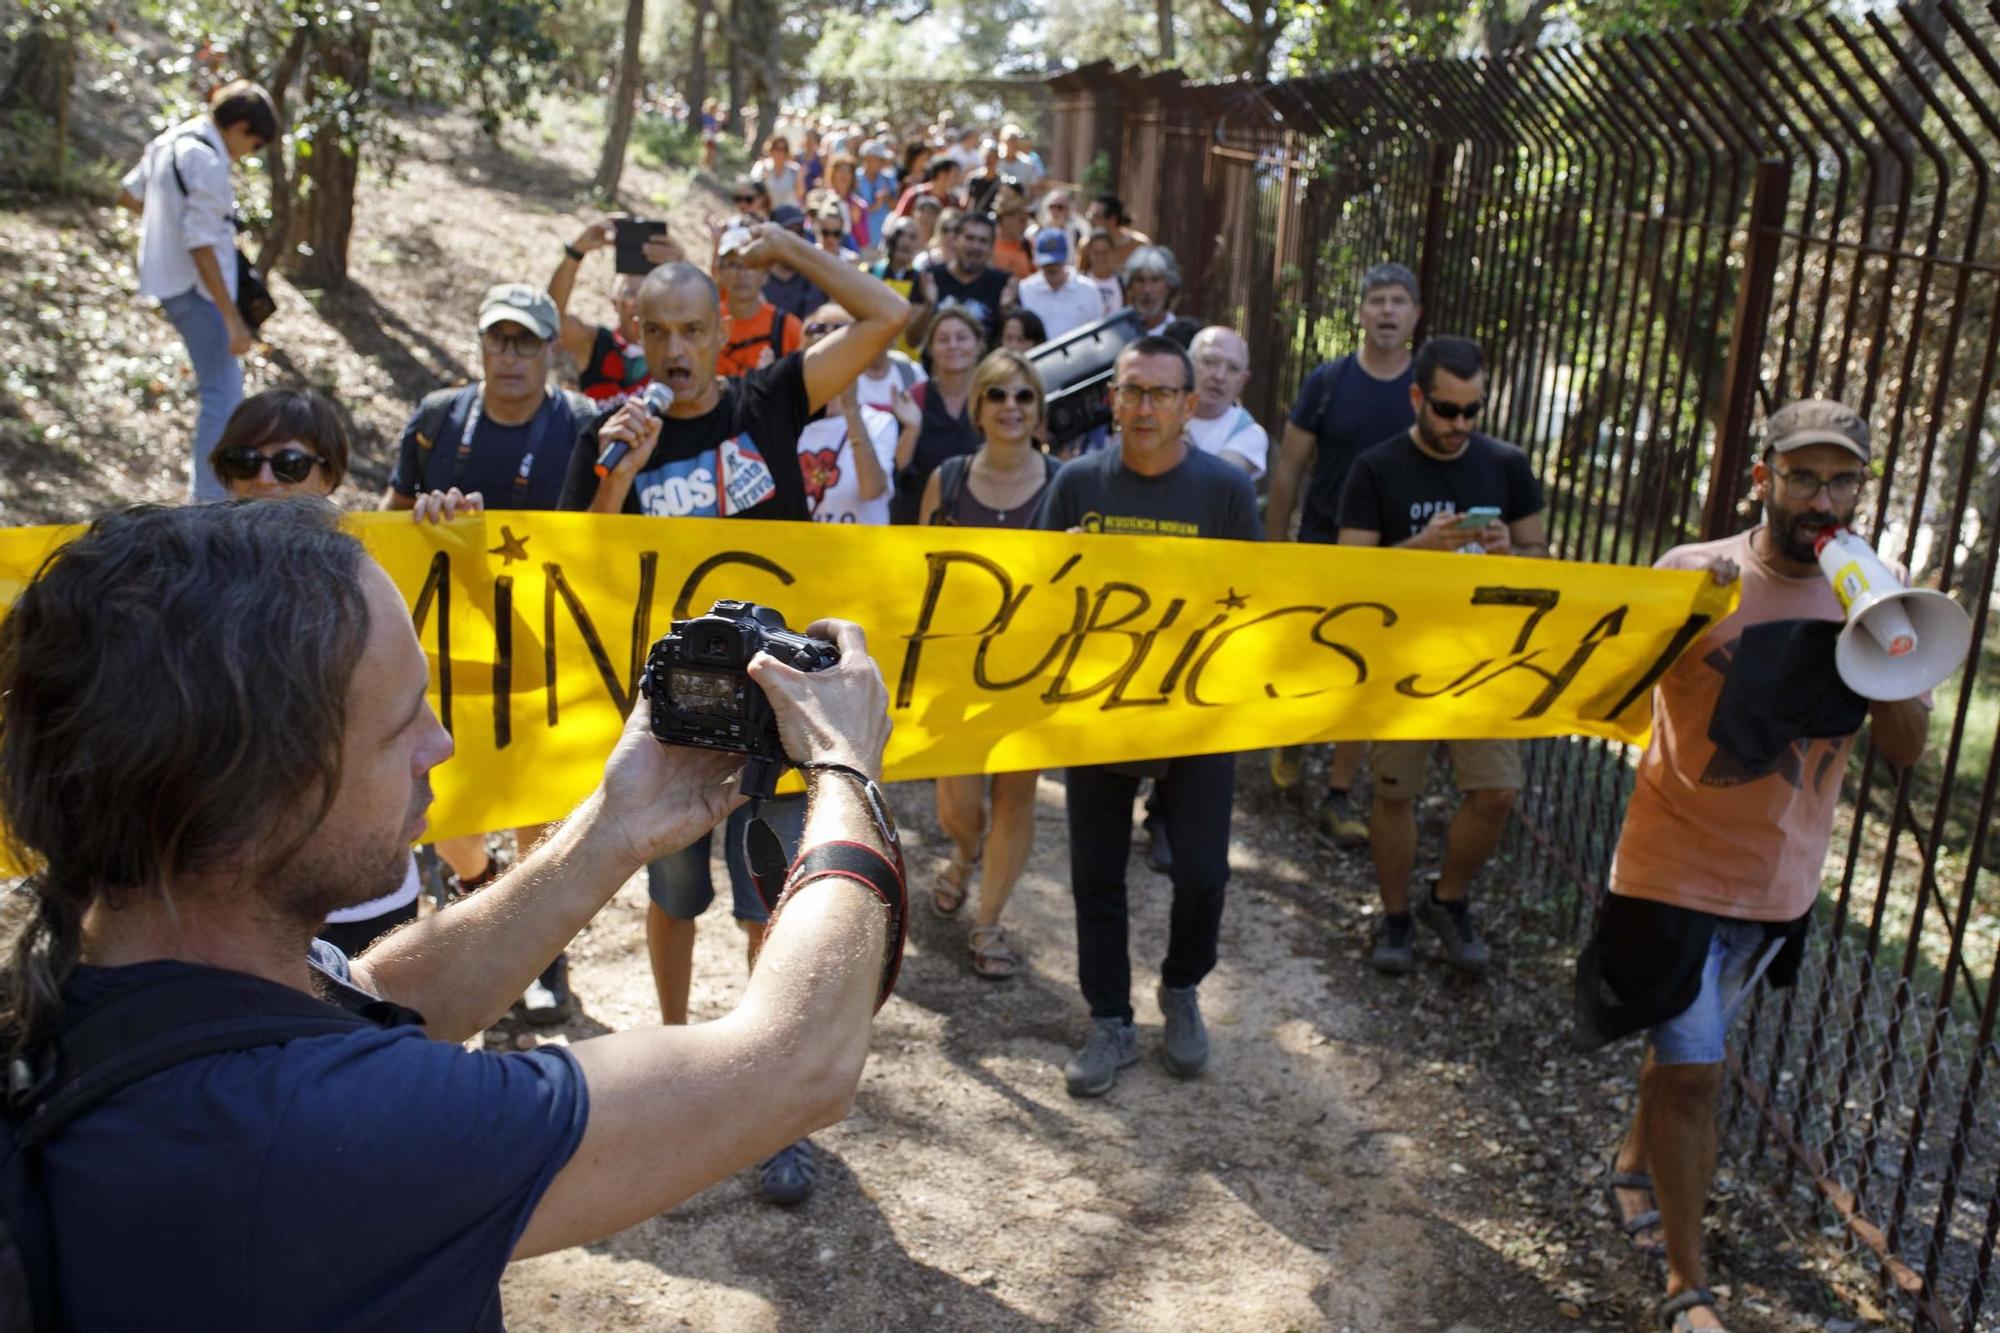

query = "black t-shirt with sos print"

[
  {"left": 559, "top": 353, "right": 814, "bottom": 518},
  {"left": 1336, "top": 430, "right": 1543, "bottom": 547}
]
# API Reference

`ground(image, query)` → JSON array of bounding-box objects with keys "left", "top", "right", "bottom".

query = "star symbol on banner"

[
  {"left": 489, "top": 526, "right": 531, "bottom": 566},
  {"left": 1216, "top": 587, "right": 1250, "bottom": 611}
]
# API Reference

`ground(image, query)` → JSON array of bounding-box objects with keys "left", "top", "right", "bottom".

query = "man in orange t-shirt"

[
  {"left": 1591, "top": 400, "right": 1932, "bottom": 1333},
  {"left": 715, "top": 238, "right": 801, "bottom": 378}
]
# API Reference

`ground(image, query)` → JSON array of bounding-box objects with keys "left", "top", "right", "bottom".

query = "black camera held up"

[{"left": 642, "top": 600, "right": 840, "bottom": 800}]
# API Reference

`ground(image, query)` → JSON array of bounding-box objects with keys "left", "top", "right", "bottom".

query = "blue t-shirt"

[
  {"left": 45, "top": 947, "right": 589, "bottom": 1331},
  {"left": 1287, "top": 353, "right": 1416, "bottom": 542}
]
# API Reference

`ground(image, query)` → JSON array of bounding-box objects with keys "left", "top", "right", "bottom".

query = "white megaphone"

[{"left": 1813, "top": 528, "right": 1972, "bottom": 701}]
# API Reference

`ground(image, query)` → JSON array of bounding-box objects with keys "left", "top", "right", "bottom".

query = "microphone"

[{"left": 595, "top": 382, "right": 675, "bottom": 477}]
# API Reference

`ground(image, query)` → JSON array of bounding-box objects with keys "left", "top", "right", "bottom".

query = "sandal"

[
  {"left": 1605, "top": 1160, "right": 1667, "bottom": 1259},
  {"left": 932, "top": 846, "right": 977, "bottom": 916},
  {"left": 1659, "top": 1288, "right": 1729, "bottom": 1331},
  {"left": 967, "top": 924, "right": 1022, "bottom": 980}
]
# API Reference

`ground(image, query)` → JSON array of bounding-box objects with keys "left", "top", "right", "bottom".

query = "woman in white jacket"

[{"left": 118, "top": 80, "right": 279, "bottom": 501}]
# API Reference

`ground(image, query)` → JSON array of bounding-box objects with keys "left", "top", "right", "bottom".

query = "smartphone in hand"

[
  {"left": 614, "top": 218, "right": 670, "bottom": 275},
  {"left": 1455, "top": 505, "right": 1502, "bottom": 532}
]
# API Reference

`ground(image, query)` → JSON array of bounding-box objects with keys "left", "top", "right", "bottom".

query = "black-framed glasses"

[
  {"left": 819, "top": 228, "right": 846, "bottom": 240},
  {"left": 215, "top": 445, "right": 325, "bottom": 485},
  {"left": 1113, "top": 383, "right": 1189, "bottom": 410},
  {"left": 1424, "top": 394, "right": 1484, "bottom": 421},
  {"left": 733, "top": 193, "right": 759, "bottom": 205},
  {"left": 1772, "top": 466, "right": 1867, "bottom": 504},
  {"left": 803, "top": 321, "right": 852, "bottom": 337},
  {"left": 982, "top": 385, "right": 1037, "bottom": 406},
  {"left": 482, "top": 329, "right": 548, "bottom": 358}
]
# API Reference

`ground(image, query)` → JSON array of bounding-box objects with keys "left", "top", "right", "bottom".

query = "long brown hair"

[{"left": 0, "top": 501, "right": 373, "bottom": 1054}]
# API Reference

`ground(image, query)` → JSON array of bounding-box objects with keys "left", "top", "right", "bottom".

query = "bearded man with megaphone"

[{"left": 1575, "top": 399, "right": 1935, "bottom": 1333}]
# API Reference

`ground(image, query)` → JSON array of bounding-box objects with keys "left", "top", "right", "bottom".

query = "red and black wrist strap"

[{"left": 763, "top": 840, "right": 907, "bottom": 1011}]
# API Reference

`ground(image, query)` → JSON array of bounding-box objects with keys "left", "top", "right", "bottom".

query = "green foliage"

[
  {"left": 632, "top": 109, "right": 699, "bottom": 168},
  {"left": 1080, "top": 149, "right": 1112, "bottom": 196}
]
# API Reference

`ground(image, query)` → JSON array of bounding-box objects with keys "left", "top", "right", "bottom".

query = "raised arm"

[
  {"left": 549, "top": 220, "right": 613, "bottom": 365},
  {"left": 734, "top": 225, "right": 909, "bottom": 413}
]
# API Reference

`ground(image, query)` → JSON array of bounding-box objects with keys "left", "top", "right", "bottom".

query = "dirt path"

[{"left": 493, "top": 763, "right": 1869, "bottom": 1332}]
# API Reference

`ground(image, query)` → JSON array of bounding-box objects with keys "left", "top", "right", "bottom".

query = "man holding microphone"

[{"left": 560, "top": 221, "right": 907, "bottom": 1204}]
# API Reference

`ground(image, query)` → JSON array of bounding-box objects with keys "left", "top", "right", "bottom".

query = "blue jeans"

[
  {"left": 1649, "top": 919, "right": 1784, "bottom": 1066},
  {"left": 161, "top": 287, "right": 242, "bottom": 502},
  {"left": 646, "top": 795, "right": 807, "bottom": 924}
]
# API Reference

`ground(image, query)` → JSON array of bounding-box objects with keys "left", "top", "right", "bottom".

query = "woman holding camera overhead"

[
  {"left": 888, "top": 304, "right": 984, "bottom": 524},
  {"left": 916, "top": 349, "right": 1060, "bottom": 979}
]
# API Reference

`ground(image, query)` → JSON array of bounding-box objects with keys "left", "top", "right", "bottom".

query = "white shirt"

[
  {"left": 122, "top": 118, "right": 239, "bottom": 304},
  {"left": 1018, "top": 267, "right": 1104, "bottom": 341},
  {"left": 800, "top": 405, "right": 899, "bottom": 524},
  {"left": 856, "top": 353, "right": 926, "bottom": 412},
  {"left": 1186, "top": 405, "right": 1270, "bottom": 479},
  {"left": 751, "top": 159, "right": 801, "bottom": 209},
  {"left": 324, "top": 853, "right": 422, "bottom": 924},
  {"left": 1087, "top": 273, "right": 1124, "bottom": 317}
]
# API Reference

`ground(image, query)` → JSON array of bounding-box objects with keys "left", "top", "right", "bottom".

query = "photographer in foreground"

[{"left": 0, "top": 501, "right": 898, "bottom": 1329}]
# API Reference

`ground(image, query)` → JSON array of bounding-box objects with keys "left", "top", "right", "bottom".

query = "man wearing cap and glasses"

[
  {"left": 380, "top": 281, "right": 600, "bottom": 1021},
  {"left": 1583, "top": 399, "right": 1930, "bottom": 1333},
  {"left": 856, "top": 140, "right": 900, "bottom": 247},
  {"left": 1335, "top": 335, "right": 1549, "bottom": 981},
  {"left": 1017, "top": 228, "right": 1102, "bottom": 341}
]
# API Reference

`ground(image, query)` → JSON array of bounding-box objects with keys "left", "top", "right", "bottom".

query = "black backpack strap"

[
  {"left": 408, "top": 386, "right": 471, "bottom": 486},
  {"left": 11, "top": 970, "right": 377, "bottom": 1149}
]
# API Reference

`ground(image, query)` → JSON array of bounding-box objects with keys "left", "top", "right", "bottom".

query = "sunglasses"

[
  {"left": 215, "top": 445, "right": 325, "bottom": 485},
  {"left": 733, "top": 194, "right": 759, "bottom": 205},
  {"left": 1425, "top": 395, "right": 1484, "bottom": 421},
  {"left": 482, "top": 330, "right": 548, "bottom": 358},
  {"left": 819, "top": 228, "right": 845, "bottom": 239},
  {"left": 803, "top": 321, "right": 852, "bottom": 337},
  {"left": 982, "top": 385, "right": 1037, "bottom": 406}
]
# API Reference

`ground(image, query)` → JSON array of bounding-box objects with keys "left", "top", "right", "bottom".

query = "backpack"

[
  {"left": 721, "top": 307, "right": 790, "bottom": 370},
  {"left": 0, "top": 967, "right": 409, "bottom": 1329}
]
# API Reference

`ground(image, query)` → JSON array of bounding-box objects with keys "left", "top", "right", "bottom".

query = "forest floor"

[{"left": 0, "top": 100, "right": 1898, "bottom": 1331}]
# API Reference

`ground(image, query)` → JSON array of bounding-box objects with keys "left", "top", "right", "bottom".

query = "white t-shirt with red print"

[{"left": 798, "top": 404, "right": 899, "bottom": 524}]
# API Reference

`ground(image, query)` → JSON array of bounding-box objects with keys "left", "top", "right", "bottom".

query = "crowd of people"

[{"left": 0, "top": 80, "right": 1936, "bottom": 1333}]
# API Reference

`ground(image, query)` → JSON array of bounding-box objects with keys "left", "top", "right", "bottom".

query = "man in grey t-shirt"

[{"left": 1032, "top": 336, "right": 1260, "bottom": 1099}]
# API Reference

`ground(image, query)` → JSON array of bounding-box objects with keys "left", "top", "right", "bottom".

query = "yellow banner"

[{"left": 0, "top": 514, "right": 1735, "bottom": 848}]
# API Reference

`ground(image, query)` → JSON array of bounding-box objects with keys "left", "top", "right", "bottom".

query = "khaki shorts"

[{"left": 1371, "top": 739, "right": 1522, "bottom": 798}]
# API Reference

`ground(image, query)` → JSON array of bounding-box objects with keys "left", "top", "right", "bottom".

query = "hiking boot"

[
  {"left": 1418, "top": 891, "right": 1491, "bottom": 976},
  {"left": 1269, "top": 746, "right": 1304, "bottom": 792},
  {"left": 757, "top": 1138, "right": 818, "bottom": 1206},
  {"left": 1157, "top": 983, "right": 1209, "bottom": 1078},
  {"left": 1369, "top": 914, "right": 1415, "bottom": 976},
  {"left": 517, "top": 952, "right": 575, "bottom": 1025},
  {"left": 1064, "top": 1016, "right": 1139, "bottom": 1098},
  {"left": 1315, "top": 792, "right": 1370, "bottom": 849},
  {"left": 1144, "top": 814, "right": 1173, "bottom": 875}
]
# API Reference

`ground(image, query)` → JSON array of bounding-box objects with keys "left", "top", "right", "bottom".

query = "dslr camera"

[{"left": 642, "top": 600, "right": 840, "bottom": 799}]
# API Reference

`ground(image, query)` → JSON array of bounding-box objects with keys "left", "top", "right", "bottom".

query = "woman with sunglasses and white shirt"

[
  {"left": 207, "top": 387, "right": 481, "bottom": 957},
  {"left": 916, "top": 349, "right": 1060, "bottom": 979},
  {"left": 794, "top": 304, "right": 920, "bottom": 524}
]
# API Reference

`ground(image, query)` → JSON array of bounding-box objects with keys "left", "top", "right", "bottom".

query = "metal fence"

[{"left": 1055, "top": 4, "right": 2000, "bottom": 1327}]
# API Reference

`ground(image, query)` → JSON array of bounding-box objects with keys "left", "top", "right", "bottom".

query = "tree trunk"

[
  {"left": 723, "top": 0, "right": 743, "bottom": 137},
  {"left": 1156, "top": 0, "right": 1175, "bottom": 63},
  {"left": 686, "top": 0, "right": 710, "bottom": 127},
  {"left": 255, "top": 26, "right": 311, "bottom": 276},
  {"left": 593, "top": 0, "right": 646, "bottom": 196},
  {"left": 283, "top": 21, "right": 372, "bottom": 290},
  {"left": 3, "top": 22, "right": 75, "bottom": 175}
]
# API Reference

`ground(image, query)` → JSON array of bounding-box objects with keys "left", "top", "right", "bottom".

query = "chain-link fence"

[{"left": 1053, "top": 3, "right": 2000, "bottom": 1326}]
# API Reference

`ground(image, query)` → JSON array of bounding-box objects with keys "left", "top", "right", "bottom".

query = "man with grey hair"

[
  {"left": 1121, "top": 245, "right": 1201, "bottom": 349},
  {"left": 1264, "top": 260, "right": 1423, "bottom": 847}
]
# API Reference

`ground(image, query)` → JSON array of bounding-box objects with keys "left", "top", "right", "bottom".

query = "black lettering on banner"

[
  {"left": 672, "top": 550, "right": 795, "bottom": 620},
  {"left": 1310, "top": 602, "right": 1397, "bottom": 685},
  {"left": 628, "top": 552, "right": 659, "bottom": 699},
  {"left": 494, "top": 575, "right": 513, "bottom": 749},
  {"left": 1103, "top": 599, "right": 1189, "bottom": 709},
  {"left": 976, "top": 584, "right": 1088, "bottom": 691},
  {"left": 545, "top": 562, "right": 637, "bottom": 717},
  {"left": 1394, "top": 586, "right": 1560, "bottom": 699},
  {"left": 409, "top": 551, "right": 452, "bottom": 734},
  {"left": 897, "top": 551, "right": 1016, "bottom": 710},
  {"left": 1451, "top": 605, "right": 1629, "bottom": 718},
  {"left": 1155, "top": 612, "right": 1228, "bottom": 696},
  {"left": 1182, "top": 606, "right": 1329, "bottom": 707},
  {"left": 1042, "top": 582, "right": 1154, "bottom": 703},
  {"left": 1589, "top": 612, "right": 1714, "bottom": 722}
]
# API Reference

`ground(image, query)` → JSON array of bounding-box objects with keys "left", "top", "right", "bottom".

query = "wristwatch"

[{"left": 563, "top": 242, "right": 586, "bottom": 262}]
